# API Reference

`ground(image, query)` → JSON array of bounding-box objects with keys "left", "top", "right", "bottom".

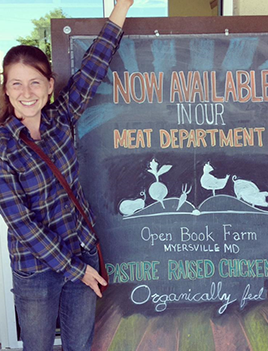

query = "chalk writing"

[
  {"left": 106, "top": 261, "right": 160, "bottom": 283},
  {"left": 130, "top": 282, "right": 265, "bottom": 314}
]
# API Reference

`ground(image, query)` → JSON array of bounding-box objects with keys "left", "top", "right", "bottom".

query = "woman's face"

[{"left": 5, "top": 62, "right": 54, "bottom": 121}]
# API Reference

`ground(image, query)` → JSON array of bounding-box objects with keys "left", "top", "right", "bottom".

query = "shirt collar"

[
  {"left": 4, "top": 115, "right": 27, "bottom": 141},
  {"left": 41, "top": 110, "right": 52, "bottom": 127},
  {"left": 4, "top": 111, "right": 52, "bottom": 141}
]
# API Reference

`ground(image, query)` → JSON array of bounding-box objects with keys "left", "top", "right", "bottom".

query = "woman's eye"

[
  {"left": 32, "top": 81, "right": 40, "bottom": 85},
  {"left": 13, "top": 82, "right": 21, "bottom": 86}
]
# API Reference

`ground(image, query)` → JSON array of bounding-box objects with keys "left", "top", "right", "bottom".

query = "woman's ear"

[{"left": 48, "top": 78, "right": 54, "bottom": 95}]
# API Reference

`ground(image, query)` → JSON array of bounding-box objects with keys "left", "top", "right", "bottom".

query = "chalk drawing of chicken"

[
  {"left": 200, "top": 162, "right": 230, "bottom": 196},
  {"left": 148, "top": 159, "right": 172, "bottom": 208},
  {"left": 233, "top": 176, "right": 268, "bottom": 207}
]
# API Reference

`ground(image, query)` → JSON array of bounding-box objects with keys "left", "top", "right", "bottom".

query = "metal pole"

[{"left": 103, "top": 0, "right": 115, "bottom": 18}]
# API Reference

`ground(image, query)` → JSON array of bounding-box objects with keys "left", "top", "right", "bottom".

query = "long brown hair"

[{"left": 0, "top": 45, "right": 54, "bottom": 123}]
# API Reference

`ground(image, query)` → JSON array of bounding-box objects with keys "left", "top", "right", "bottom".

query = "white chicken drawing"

[
  {"left": 200, "top": 162, "right": 230, "bottom": 196},
  {"left": 233, "top": 176, "right": 268, "bottom": 207}
]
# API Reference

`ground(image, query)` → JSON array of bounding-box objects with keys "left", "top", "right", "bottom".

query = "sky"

[{"left": 0, "top": 0, "right": 168, "bottom": 62}]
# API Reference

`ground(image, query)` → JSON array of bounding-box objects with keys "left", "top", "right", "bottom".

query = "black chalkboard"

[{"left": 52, "top": 17, "right": 268, "bottom": 351}]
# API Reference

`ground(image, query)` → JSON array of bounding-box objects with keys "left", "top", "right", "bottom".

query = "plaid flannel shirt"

[{"left": 0, "top": 20, "right": 123, "bottom": 282}]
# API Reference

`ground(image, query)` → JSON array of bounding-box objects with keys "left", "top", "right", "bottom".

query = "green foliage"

[{"left": 16, "top": 8, "right": 66, "bottom": 61}]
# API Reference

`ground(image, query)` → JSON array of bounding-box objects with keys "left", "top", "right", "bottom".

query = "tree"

[{"left": 16, "top": 8, "right": 66, "bottom": 62}]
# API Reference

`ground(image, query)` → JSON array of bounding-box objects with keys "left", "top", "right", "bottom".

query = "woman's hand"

[
  {"left": 109, "top": 0, "right": 134, "bottom": 28},
  {"left": 81, "top": 264, "right": 107, "bottom": 298},
  {"left": 118, "top": 0, "right": 134, "bottom": 7}
]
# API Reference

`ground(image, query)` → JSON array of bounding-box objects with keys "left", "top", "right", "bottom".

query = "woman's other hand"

[{"left": 81, "top": 264, "right": 108, "bottom": 298}]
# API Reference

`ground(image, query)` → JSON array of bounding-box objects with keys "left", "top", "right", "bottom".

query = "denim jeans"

[{"left": 12, "top": 246, "right": 99, "bottom": 351}]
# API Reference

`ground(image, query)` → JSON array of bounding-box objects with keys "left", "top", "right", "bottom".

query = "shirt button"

[
  {"left": 49, "top": 154, "right": 55, "bottom": 162},
  {"left": 64, "top": 204, "right": 69, "bottom": 209}
]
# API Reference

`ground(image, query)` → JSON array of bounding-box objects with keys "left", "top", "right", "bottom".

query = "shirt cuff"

[
  {"left": 62, "top": 256, "right": 87, "bottom": 282},
  {"left": 100, "top": 19, "right": 124, "bottom": 48}
]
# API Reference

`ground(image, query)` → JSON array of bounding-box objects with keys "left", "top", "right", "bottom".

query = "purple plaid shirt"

[{"left": 0, "top": 21, "right": 123, "bottom": 282}]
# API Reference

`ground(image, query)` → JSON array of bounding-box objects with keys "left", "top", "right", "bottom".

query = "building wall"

[
  {"left": 168, "top": 0, "right": 218, "bottom": 17},
  {"left": 169, "top": 0, "right": 268, "bottom": 18},
  {"left": 234, "top": 0, "right": 268, "bottom": 15}
]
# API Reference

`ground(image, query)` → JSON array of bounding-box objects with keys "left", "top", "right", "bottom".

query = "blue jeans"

[{"left": 12, "top": 247, "right": 99, "bottom": 351}]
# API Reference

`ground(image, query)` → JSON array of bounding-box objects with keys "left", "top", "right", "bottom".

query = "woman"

[{"left": 0, "top": 0, "right": 133, "bottom": 350}]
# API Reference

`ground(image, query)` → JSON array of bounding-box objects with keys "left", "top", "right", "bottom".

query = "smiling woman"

[
  {"left": 0, "top": 45, "right": 54, "bottom": 126},
  {"left": 6, "top": 66, "right": 54, "bottom": 138},
  {"left": 5, "top": 63, "right": 54, "bottom": 139},
  {"left": 0, "top": 1, "right": 134, "bottom": 350}
]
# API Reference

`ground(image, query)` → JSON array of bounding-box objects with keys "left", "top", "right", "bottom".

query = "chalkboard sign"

[{"left": 52, "top": 17, "right": 268, "bottom": 351}]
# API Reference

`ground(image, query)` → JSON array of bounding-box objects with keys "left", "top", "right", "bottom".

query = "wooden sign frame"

[
  {"left": 51, "top": 16, "right": 268, "bottom": 351},
  {"left": 51, "top": 15, "right": 268, "bottom": 96}
]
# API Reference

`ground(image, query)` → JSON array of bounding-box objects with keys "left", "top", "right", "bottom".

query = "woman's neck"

[{"left": 21, "top": 116, "right": 41, "bottom": 141}]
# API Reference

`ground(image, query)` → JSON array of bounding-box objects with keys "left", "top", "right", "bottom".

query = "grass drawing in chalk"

[{"left": 147, "top": 158, "right": 172, "bottom": 208}]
